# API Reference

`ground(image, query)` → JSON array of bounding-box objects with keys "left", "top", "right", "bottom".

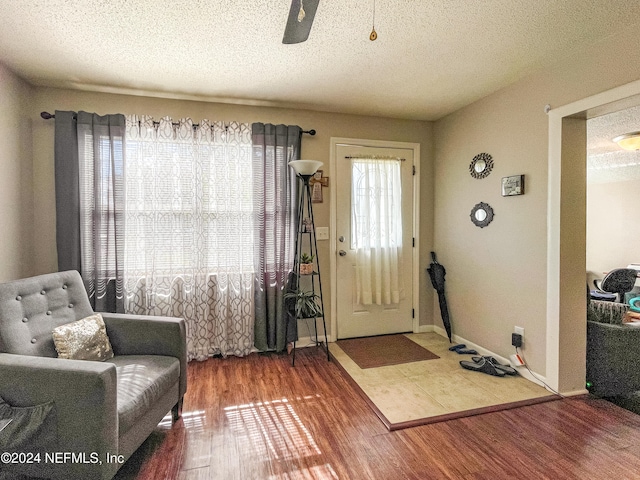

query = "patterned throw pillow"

[{"left": 52, "top": 313, "right": 114, "bottom": 361}]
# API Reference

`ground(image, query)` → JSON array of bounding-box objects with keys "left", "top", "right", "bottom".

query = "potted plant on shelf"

[
  {"left": 284, "top": 290, "right": 323, "bottom": 319},
  {"left": 299, "top": 253, "right": 314, "bottom": 275}
]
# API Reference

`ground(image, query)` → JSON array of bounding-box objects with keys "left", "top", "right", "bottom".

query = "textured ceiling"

[
  {"left": 1, "top": 1, "right": 640, "bottom": 120},
  {"left": 588, "top": 106, "right": 640, "bottom": 184}
]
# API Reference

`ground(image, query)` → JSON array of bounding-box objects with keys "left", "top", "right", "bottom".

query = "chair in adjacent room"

[{"left": 591, "top": 268, "right": 638, "bottom": 303}]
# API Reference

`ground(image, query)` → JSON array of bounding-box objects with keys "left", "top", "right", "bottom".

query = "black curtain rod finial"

[
  {"left": 302, "top": 129, "right": 316, "bottom": 136},
  {"left": 41, "top": 111, "right": 55, "bottom": 120}
]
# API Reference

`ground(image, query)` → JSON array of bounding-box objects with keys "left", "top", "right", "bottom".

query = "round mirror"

[
  {"left": 470, "top": 202, "right": 494, "bottom": 228},
  {"left": 474, "top": 209, "right": 487, "bottom": 221},
  {"left": 469, "top": 153, "right": 493, "bottom": 179}
]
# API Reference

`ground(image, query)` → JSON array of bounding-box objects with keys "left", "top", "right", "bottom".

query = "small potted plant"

[
  {"left": 284, "top": 290, "right": 322, "bottom": 319},
  {"left": 299, "top": 253, "right": 314, "bottom": 275}
]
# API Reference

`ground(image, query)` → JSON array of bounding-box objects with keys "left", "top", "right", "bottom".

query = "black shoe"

[
  {"left": 460, "top": 357, "right": 506, "bottom": 377},
  {"left": 471, "top": 356, "right": 517, "bottom": 375}
]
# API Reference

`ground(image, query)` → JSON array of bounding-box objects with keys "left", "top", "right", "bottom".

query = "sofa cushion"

[
  {"left": 107, "top": 355, "right": 180, "bottom": 435},
  {"left": 52, "top": 313, "right": 114, "bottom": 361}
]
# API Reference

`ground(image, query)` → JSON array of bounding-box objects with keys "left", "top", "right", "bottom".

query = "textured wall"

[
  {"left": 587, "top": 179, "right": 640, "bottom": 287},
  {"left": 433, "top": 22, "right": 640, "bottom": 377},
  {"left": 0, "top": 63, "right": 34, "bottom": 282}
]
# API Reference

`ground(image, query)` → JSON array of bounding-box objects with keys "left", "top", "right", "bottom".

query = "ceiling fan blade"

[{"left": 282, "top": 0, "right": 320, "bottom": 44}]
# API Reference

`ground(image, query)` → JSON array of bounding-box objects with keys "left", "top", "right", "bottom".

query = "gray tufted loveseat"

[{"left": 0, "top": 270, "right": 187, "bottom": 479}]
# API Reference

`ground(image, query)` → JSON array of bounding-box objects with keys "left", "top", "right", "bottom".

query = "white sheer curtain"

[
  {"left": 352, "top": 157, "right": 404, "bottom": 305},
  {"left": 123, "top": 116, "right": 255, "bottom": 360}
]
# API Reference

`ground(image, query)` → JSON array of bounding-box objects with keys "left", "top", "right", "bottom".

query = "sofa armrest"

[
  {"left": 587, "top": 321, "right": 640, "bottom": 396},
  {"left": 0, "top": 353, "right": 118, "bottom": 479},
  {"left": 101, "top": 313, "right": 187, "bottom": 398}
]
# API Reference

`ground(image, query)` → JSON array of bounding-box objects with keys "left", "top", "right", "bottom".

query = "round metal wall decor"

[
  {"left": 470, "top": 202, "right": 494, "bottom": 228},
  {"left": 469, "top": 153, "right": 493, "bottom": 179}
]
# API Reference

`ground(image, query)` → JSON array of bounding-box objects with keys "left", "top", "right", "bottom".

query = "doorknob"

[
  {"left": 339, "top": 250, "right": 347, "bottom": 256},
  {"left": 338, "top": 236, "right": 345, "bottom": 243}
]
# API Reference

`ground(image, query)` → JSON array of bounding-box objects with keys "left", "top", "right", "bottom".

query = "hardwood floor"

[{"left": 114, "top": 347, "right": 640, "bottom": 480}]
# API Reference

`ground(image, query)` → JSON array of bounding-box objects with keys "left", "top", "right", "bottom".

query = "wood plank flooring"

[{"left": 114, "top": 347, "right": 640, "bottom": 480}]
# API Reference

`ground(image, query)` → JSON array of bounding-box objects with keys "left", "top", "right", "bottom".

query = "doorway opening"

[
  {"left": 547, "top": 80, "right": 640, "bottom": 394},
  {"left": 586, "top": 102, "right": 640, "bottom": 290}
]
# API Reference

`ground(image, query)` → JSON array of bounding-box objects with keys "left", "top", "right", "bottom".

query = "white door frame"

[
  {"left": 329, "top": 137, "right": 421, "bottom": 342},
  {"left": 547, "top": 78, "right": 640, "bottom": 394}
]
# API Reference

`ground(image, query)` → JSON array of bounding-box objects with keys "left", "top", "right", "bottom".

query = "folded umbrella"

[{"left": 427, "top": 251, "right": 452, "bottom": 342}]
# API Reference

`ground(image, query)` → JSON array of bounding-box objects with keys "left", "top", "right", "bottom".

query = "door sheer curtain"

[{"left": 352, "top": 157, "right": 404, "bottom": 305}]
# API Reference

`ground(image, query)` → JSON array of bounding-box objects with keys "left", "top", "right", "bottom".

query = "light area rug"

[{"left": 329, "top": 332, "right": 559, "bottom": 431}]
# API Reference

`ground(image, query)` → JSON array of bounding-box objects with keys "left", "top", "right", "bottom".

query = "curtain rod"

[
  {"left": 40, "top": 112, "right": 316, "bottom": 135},
  {"left": 345, "top": 155, "right": 406, "bottom": 161}
]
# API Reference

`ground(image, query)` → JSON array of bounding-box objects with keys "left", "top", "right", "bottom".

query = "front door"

[{"left": 335, "top": 144, "right": 415, "bottom": 339}]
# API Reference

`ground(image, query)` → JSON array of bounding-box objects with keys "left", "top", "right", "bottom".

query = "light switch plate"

[{"left": 315, "top": 227, "right": 329, "bottom": 240}]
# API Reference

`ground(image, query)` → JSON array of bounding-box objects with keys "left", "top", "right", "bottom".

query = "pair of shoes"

[
  {"left": 449, "top": 344, "right": 478, "bottom": 355},
  {"left": 460, "top": 357, "right": 505, "bottom": 377},
  {"left": 471, "top": 356, "right": 517, "bottom": 376}
]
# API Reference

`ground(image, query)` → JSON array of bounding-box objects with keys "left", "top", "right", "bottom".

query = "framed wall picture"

[
  {"left": 310, "top": 170, "right": 329, "bottom": 203},
  {"left": 501, "top": 175, "right": 525, "bottom": 196}
]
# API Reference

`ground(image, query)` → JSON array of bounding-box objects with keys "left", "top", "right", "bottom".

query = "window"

[
  {"left": 123, "top": 117, "right": 254, "bottom": 276},
  {"left": 78, "top": 131, "right": 124, "bottom": 280},
  {"left": 351, "top": 158, "right": 403, "bottom": 250}
]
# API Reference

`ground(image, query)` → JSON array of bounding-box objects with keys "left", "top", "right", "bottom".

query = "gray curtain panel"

[
  {"left": 54, "top": 111, "right": 81, "bottom": 273},
  {"left": 54, "top": 111, "right": 126, "bottom": 313},
  {"left": 252, "top": 124, "right": 301, "bottom": 352}
]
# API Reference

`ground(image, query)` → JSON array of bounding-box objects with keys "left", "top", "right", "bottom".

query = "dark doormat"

[{"left": 336, "top": 334, "right": 439, "bottom": 369}]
